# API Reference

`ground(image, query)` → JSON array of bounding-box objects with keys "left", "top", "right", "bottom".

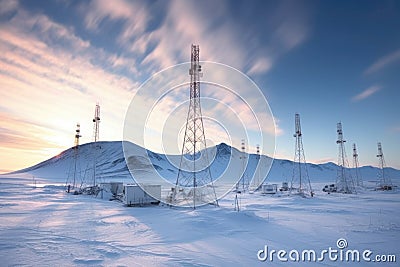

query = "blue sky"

[{"left": 0, "top": 0, "right": 399, "bottom": 172}]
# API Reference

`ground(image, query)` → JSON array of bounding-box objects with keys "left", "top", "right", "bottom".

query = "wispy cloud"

[
  {"left": 273, "top": 8, "right": 309, "bottom": 51},
  {"left": 364, "top": 48, "right": 400, "bottom": 75},
  {"left": 352, "top": 85, "right": 382, "bottom": 102},
  {"left": 390, "top": 126, "right": 400, "bottom": 133},
  {"left": 247, "top": 57, "right": 273, "bottom": 76},
  {"left": 81, "top": 0, "right": 152, "bottom": 73},
  {"left": 0, "top": 0, "right": 18, "bottom": 15},
  {"left": 83, "top": 0, "right": 148, "bottom": 33}
]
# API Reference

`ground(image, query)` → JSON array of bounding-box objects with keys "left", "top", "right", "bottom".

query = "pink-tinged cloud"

[
  {"left": 352, "top": 85, "right": 382, "bottom": 102},
  {"left": 365, "top": 48, "right": 400, "bottom": 75},
  {"left": 87, "top": 0, "right": 133, "bottom": 24},
  {"left": 83, "top": 0, "right": 149, "bottom": 48},
  {"left": 0, "top": 0, "right": 18, "bottom": 15},
  {"left": 247, "top": 57, "right": 273, "bottom": 76},
  {"left": 391, "top": 126, "right": 400, "bottom": 133},
  {"left": 274, "top": 18, "right": 308, "bottom": 51}
]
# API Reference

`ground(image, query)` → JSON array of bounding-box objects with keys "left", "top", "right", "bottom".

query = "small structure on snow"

[
  {"left": 261, "top": 184, "right": 278, "bottom": 194},
  {"left": 123, "top": 184, "right": 161, "bottom": 206},
  {"left": 322, "top": 184, "right": 337, "bottom": 193},
  {"left": 280, "top": 182, "right": 289, "bottom": 192}
]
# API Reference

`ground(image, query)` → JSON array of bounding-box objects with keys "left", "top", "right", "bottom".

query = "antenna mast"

[
  {"left": 336, "top": 122, "right": 355, "bottom": 193},
  {"left": 290, "top": 113, "right": 313, "bottom": 196},
  {"left": 74, "top": 123, "right": 81, "bottom": 148},
  {"left": 240, "top": 139, "right": 247, "bottom": 191},
  {"left": 352, "top": 143, "right": 363, "bottom": 187},
  {"left": 377, "top": 142, "right": 392, "bottom": 190},
  {"left": 93, "top": 103, "right": 100, "bottom": 142},
  {"left": 171, "top": 45, "right": 218, "bottom": 208},
  {"left": 253, "top": 144, "right": 261, "bottom": 191},
  {"left": 92, "top": 103, "right": 100, "bottom": 186},
  {"left": 72, "top": 123, "right": 81, "bottom": 189}
]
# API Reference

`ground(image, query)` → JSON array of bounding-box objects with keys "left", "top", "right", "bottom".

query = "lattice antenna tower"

[
  {"left": 74, "top": 123, "right": 81, "bottom": 148},
  {"left": 235, "top": 139, "right": 246, "bottom": 191},
  {"left": 92, "top": 103, "right": 101, "bottom": 186},
  {"left": 377, "top": 142, "right": 392, "bottom": 190},
  {"left": 336, "top": 122, "right": 355, "bottom": 193},
  {"left": 352, "top": 143, "right": 363, "bottom": 187},
  {"left": 67, "top": 123, "right": 81, "bottom": 189},
  {"left": 92, "top": 103, "right": 100, "bottom": 142},
  {"left": 171, "top": 44, "right": 218, "bottom": 209},
  {"left": 240, "top": 139, "right": 247, "bottom": 191},
  {"left": 290, "top": 113, "right": 313, "bottom": 196},
  {"left": 252, "top": 144, "right": 261, "bottom": 191}
]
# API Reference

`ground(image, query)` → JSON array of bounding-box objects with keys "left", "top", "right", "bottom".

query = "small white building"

[
  {"left": 123, "top": 184, "right": 161, "bottom": 206},
  {"left": 110, "top": 182, "right": 123, "bottom": 196},
  {"left": 261, "top": 184, "right": 278, "bottom": 194},
  {"left": 98, "top": 182, "right": 124, "bottom": 200}
]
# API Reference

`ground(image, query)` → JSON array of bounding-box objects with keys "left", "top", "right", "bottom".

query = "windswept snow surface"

[
  {"left": 0, "top": 180, "right": 399, "bottom": 266},
  {"left": 1, "top": 141, "right": 399, "bottom": 266}
]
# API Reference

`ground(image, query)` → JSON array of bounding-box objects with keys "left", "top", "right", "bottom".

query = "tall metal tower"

[
  {"left": 235, "top": 139, "right": 247, "bottom": 191},
  {"left": 92, "top": 103, "right": 101, "bottom": 186},
  {"left": 377, "top": 142, "right": 392, "bottom": 190},
  {"left": 240, "top": 139, "right": 247, "bottom": 191},
  {"left": 336, "top": 122, "right": 355, "bottom": 193},
  {"left": 171, "top": 45, "right": 218, "bottom": 208},
  {"left": 290, "top": 113, "right": 313, "bottom": 196},
  {"left": 92, "top": 103, "right": 100, "bottom": 142},
  {"left": 67, "top": 123, "right": 81, "bottom": 189},
  {"left": 352, "top": 143, "right": 363, "bottom": 187},
  {"left": 253, "top": 144, "right": 261, "bottom": 191},
  {"left": 74, "top": 123, "right": 81, "bottom": 148}
]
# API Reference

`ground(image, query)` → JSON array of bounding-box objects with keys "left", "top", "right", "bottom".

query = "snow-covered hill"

[{"left": 8, "top": 141, "right": 399, "bottom": 189}]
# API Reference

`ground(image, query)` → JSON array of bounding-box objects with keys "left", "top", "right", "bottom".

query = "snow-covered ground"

[
  {"left": 1, "top": 141, "right": 399, "bottom": 266},
  {"left": 0, "top": 177, "right": 399, "bottom": 266}
]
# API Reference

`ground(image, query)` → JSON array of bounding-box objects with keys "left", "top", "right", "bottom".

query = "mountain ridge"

[{"left": 4, "top": 141, "right": 399, "bottom": 186}]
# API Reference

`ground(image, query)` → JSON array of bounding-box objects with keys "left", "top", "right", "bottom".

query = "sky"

[{"left": 0, "top": 0, "right": 399, "bottom": 173}]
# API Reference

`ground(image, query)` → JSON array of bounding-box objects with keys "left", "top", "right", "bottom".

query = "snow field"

[{"left": 1, "top": 178, "right": 399, "bottom": 266}]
